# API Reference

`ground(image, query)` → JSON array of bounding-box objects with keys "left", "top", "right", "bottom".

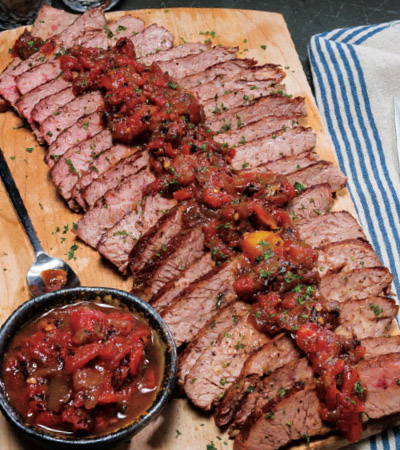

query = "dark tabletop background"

[{"left": 52, "top": 0, "right": 400, "bottom": 88}]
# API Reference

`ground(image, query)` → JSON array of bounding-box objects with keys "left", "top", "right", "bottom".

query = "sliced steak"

[
  {"left": 130, "top": 24, "right": 173, "bottom": 58},
  {"left": 75, "top": 169, "right": 155, "bottom": 248},
  {"left": 16, "top": 77, "right": 71, "bottom": 123},
  {"left": 32, "top": 87, "right": 75, "bottom": 125},
  {"left": 234, "top": 387, "right": 326, "bottom": 450},
  {"left": 50, "top": 130, "right": 112, "bottom": 202},
  {"left": 152, "top": 253, "right": 215, "bottom": 313},
  {"left": 178, "top": 59, "right": 255, "bottom": 89},
  {"left": 215, "top": 334, "right": 300, "bottom": 427},
  {"left": 231, "top": 127, "right": 316, "bottom": 170},
  {"left": 317, "top": 238, "right": 382, "bottom": 277},
  {"left": 81, "top": 151, "right": 149, "bottom": 209},
  {"left": 202, "top": 83, "right": 285, "bottom": 116},
  {"left": 158, "top": 46, "right": 238, "bottom": 80},
  {"left": 31, "top": 5, "right": 76, "bottom": 40},
  {"left": 336, "top": 297, "right": 399, "bottom": 340},
  {"left": 129, "top": 203, "right": 186, "bottom": 274},
  {"left": 206, "top": 95, "right": 306, "bottom": 133},
  {"left": 287, "top": 183, "right": 333, "bottom": 222},
  {"left": 138, "top": 42, "right": 209, "bottom": 65},
  {"left": 46, "top": 112, "right": 104, "bottom": 168},
  {"left": 215, "top": 116, "right": 297, "bottom": 148},
  {"left": 133, "top": 228, "right": 206, "bottom": 300},
  {"left": 362, "top": 335, "right": 400, "bottom": 359},
  {"left": 319, "top": 267, "right": 393, "bottom": 303},
  {"left": 40, "top": 91, "right": 104, "bottom": 144},
  {"left": 286, "top": 160, "right": 347, "bottom": 193},
  {"left": 161, "top": 257, "right": 242, "bottom": 347},
  {"left": 249, "top": 152, "right": 321, "bottom": 176},
  {"left": 177, "top": 301, "right": 250, "bottom": 387},
  {"left": 297, "top": 211, "right": 366, "bottom": 248},
  {"left": 184, "top": 312, "right": 270, "bottom": 410},
  {"left": 72, "top": 144, "right": 140, "bottom": 209},
  {"left": 97, "top": 194, "right": 177, "bottom": 273}
]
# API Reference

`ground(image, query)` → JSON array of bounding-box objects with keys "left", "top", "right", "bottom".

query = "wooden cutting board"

[{"left": 0, "top": 8, "right": 397, "bottom": 450}]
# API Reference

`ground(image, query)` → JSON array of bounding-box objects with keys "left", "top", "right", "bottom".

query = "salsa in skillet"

[{"left": 2, "top": 301, "right": 164, "bottom": 437}]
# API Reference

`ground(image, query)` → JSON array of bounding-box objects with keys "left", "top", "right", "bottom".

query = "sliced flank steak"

[
  {"left": 362, "top": 335, "right": 400, "bottom": 359},
  {"left": 129, "top": 24, "right": 174, "bottom": 58},
  {"left": 31, "top": 87, "right": 76, "bottom": 126},
  {"left": 287, "top": 183, "right": 333, "bottom": 222},
  {"left": 138, "top": 42, "right": 210, "bottom": 66},
  {"left": 249, "top": 152, "right": 321, "bottom": 176},
  {"left": 31, "top": 5, "right": 76, "bottom": 40}
]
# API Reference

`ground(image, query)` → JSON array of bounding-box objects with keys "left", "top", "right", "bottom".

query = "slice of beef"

[
  {"left": 231, "top": 127, "right": 316, "bottom": 170},
  {"left": 336, "top": 297, "right": 399, "bottom": 340},
  {"left": 31, "top": 5, "right": 76, "bottom": 40},
  {"left": 184, "top": 312, "right": 270, "bottom": 410},
  {"left": 40, "top": 91, "right": 104, "bottom": 144},
  {"left": 202, "top": 83, "right": 286, "bottom": 116},
  {"left": 75, "top": 169, "right": 155, "bottom": 248},
  {"left": 71, "top": 144, "right": 140, "bottom": 209},
  {"left": 362, "top": 335, "right": 400, "bottom": 358},
  {"left": 358, "top": 353, "right": 400, "bottom": 420},
  {"left": 152, "top": 253, "right": 215, "bottom": 313},
  {"left": 215, "top": 116, "right": 297, "bottom": 148},
  {"left": 32, "top": 87, "right": 75, "bottom": 125},
  {"left": 97, "top": 194, "right": 177, "bottom": 273},
  {"left": 249, "top": 151, "right": 321, "bottom": 176},
  {"left": 317, "top": 238, "right": 382, "bottom": 277},
  {"left": 46, "top": 112, "right": 104, "bottom": 168},
  {"left": 132, "top": 228, "right": 206, "bottom": 300},
  {"left": 130, "top": 24, "right": 174, "bottom": 58},
  {"left": 234, "top": 387, "right": 327, "bottom": 450},
  {"left": 286, "top": 160, "right": 347, "bottom": 193},
  {"left": 50, "top": 130, "right": 112, "bottom": 202},
  {"left": 81, "top": 151, "right": 149, "bottom": 209},
  {"left": 287, "top": 183, "right": 333, "bottom": 222},
  {"left": 319, "top": 267, "right": 393, "bottom": 303},
  {"left": 138, "top": 42, "right": 209, "bottom": 65},
  {"left": 215, "top": 334, "right": 300, "bottom": 427},
  {"left": 206, "top": 95, "right": 306, "bottom": 133},
  {"left": 297, "top": 211, "right": 366, "bottom": 248},
  {"left": 16, "top": 77, "right": 71, "bottom": 123},
  {"left": 161, "top": 257, "right": 242, "bottom": 347},
  {"left": 158, "top": 46, "right": 238, "bottom": 80},
  {"left": 129, "top": 203, "right": 186, "bottom": 274},
  {"left": 178, "top": 59, "right": 256, "bottom": 89}
]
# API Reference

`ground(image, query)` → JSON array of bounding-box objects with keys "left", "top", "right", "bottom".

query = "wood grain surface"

[{"left": 0, "top": 8, "right": 398, "bottom": 450}]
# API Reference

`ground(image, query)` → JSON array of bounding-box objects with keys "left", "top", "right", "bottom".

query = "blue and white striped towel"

[{"left": 309, "top": 22, "right": 400, "bottom": 450}]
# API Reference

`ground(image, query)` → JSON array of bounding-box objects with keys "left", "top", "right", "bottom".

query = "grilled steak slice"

[
  {"left": 130, "top": 24, "right": 173, "bottom": 58},
  {"left": 362, "top": 335, "right": 400, "bottom": 358},
  {"left": 215, "top": 334, "right": 300, "bottom": 427},
  {"left": 31, "top": 5, "right": 76, "bottom": 40},
  {"left": 81, "top": 151, "right": 149, "bottom": 209},
  {"left": 249, "top": 152, "right": 321, "bottom": 176},
  {"left": 358, "top": 353, "right": 400, "bottom": 419},
  {"left": 319, "top": 267, "right": 393, "bottom": 303},
  {"left": 46, "top": 112, "right": 104, "bottom": 168},
  {"left": 152, "top": 253, "right": 215, "bottom": 313},
  {"left": 75, "top": 169, "right": 155, "bottom": 248},
  {"left": 161, "top": 257, "right": 242, "bottom": 346},
  {"left": 287, "top": 183, "right": 333, "bottom": 222},
  {"left": 16, "top": 77, "right": 71, "bottom": 123},
  {"left": 184, "top": 312, "right": 270, "bottom": 410},
  {"left": 97, "top": 194, "right": 177, "bottom": 273},
  {"left": 138, "top": 42, "right": 209, "bottom": 65},
  {"left": 129, "top": 203, "right": 186, "bottom": 274},
  {"left": 286, "top": 161, "right": 347, "bottom": 193},
  {"left": 215, "top": 116, "right": 297, "bottom": 148},
  {"left": 317, "top": 238, "right": 381, "bottom": 277},
  {"left": 133, "top": 228, "right": 206, "bottom": 300},
  {"left": 202, "top": 83, "right": 285, "bottom": 116},
  {"left": 179, "top": 59, "right": 256, "bottom": 89},
  {"left": 336, "top": 297, "right": 399, "bottom": 340},
  {"left": 50, "top": 130, "right": 112, "bottom": 202},
  {"left": 234, "top": 387, "right": 326, "bottom": 450},
  {"left": 159, "top": 46, "right": 238, "bottom": 80},
  {"left": 297, "top": 211, "right": 366, "bottom": 248},
  {"left": 32, "top": 87, "right": 75, "bottom": 125},
  {"left": 40, "top": 91, "right": 104, "bottom": 145},
  {"left": 206, "top": 95, "right": 306, "bottom": 133},
  {"left": 231, "top": 127, "right": 316, "bottom": 170},
  {"left": 177, "top": 301, "right": 249, "bottom": 387}
]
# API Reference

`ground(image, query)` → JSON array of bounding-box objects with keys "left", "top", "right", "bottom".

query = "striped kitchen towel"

[{"left": 309, "top": 22, "right": 400, "bottom": 450}]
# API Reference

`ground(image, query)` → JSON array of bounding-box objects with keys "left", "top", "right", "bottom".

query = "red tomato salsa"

[{"left": 2, "top": 301, "right": 164, "bottom": 436}]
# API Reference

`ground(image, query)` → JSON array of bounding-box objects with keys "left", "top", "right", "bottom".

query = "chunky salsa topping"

[
  {"left": 11, "top": 30, "right": 45, "bottom": 60},
  {"left": 2, "top": 302, "right": 164, "bottom": 436},
  {"left": 41, "top": 269, "right": 68, "bottom": 292}
]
